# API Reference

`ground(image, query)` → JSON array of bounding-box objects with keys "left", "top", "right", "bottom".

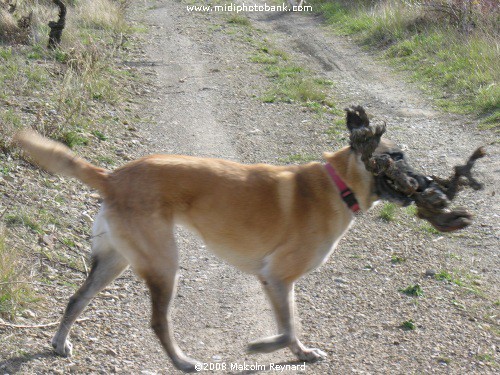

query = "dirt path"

[{"left": 1, "top": 0, "right": 498, "bottom": 374}]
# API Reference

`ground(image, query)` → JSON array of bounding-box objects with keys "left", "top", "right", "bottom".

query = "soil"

[{"left": 1, "top": 0, "right": 498, "bottom": 374}]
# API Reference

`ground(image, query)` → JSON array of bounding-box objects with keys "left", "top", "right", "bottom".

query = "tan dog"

[{"left": 15, "top": 107, "right": 429, "bottom": 372}]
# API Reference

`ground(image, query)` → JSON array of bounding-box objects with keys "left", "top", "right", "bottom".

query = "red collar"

[{"left": 325, "top": 163, "right": 360, "bottom": 213}]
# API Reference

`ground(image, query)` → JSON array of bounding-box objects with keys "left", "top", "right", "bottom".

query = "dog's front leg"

[{"left": 248, "top": 276, "right": 326, "bottom": 362}]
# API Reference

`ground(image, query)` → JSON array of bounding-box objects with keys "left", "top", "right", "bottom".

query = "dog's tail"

[{"left": 15, "top": 130, "right": 110, "bottom": 196}]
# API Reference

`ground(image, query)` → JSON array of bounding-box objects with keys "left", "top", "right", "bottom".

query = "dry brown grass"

[
  {"left": 0, "top": 0, "right": 137, "bottom": 320},
  {"left": 0, "top": 225, "right": 33, "bottom": 320},
  {"left": 0, "top": 7, "right": 24, "bottom": 43}
]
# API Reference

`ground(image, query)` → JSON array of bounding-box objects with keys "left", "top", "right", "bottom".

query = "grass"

[
  {"left": 379, "top": 202, "right": 397, "bottom": 221},
  {"left": 434, "top": 269, "right": 486, "bottom": 298},
  {"left": 309, "top": 0, "right": 499, "bottom": 128},
  {"left": 400, "top": 284, "right": 424, "bottom": 297},
  {"left": 4, "top": 213, "right": 42, "bottom": 234},
  {"left": 236, "top": 24, "right": 337, "bottom": 112},
  {"left": 435, "top": 270, "right": 460, "bottom": 284},
  {"left": 378, "top": 203, "right": 442, "bottom": 236},
  {"left": 0, "top": 0, "right": 134, "bottom": 152},
  {"left": 400, "top": 319, "right": 416, "bottom": 331},
  {"left": 227, "top": 14, "right": 251, "bottom": 27},
  {"left": 391, "top": 254, "right": 405, "bottom": 264},
  {"left": 0, "top": 0, "right": 138, "bottom": 322},
  {"left": 0, "top": 226, "right": 33, "bottom": 320}
]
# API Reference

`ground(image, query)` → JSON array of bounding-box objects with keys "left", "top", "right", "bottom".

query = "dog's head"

[{"left": 344, "top": 106, "right": 485, "bottom": 232}]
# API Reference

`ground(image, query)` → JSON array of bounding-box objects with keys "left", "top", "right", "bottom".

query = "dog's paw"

[
  {"left": 296, "top": 347, "right": 327, "bottom": 362},
  {"left": 51, "top": 337, "right": 73, "bottom": 357},
  {"left": 172, "top": 356, "right": 203, "bottom": 373}
]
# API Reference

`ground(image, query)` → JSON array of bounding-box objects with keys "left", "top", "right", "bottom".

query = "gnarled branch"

[{"left": 47, "top": 0, "right": 66, "bottom": 49}]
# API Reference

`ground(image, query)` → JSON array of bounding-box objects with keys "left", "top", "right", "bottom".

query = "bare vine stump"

[{"left": 47, "top": 0, "right": 66, "bottom": 49}]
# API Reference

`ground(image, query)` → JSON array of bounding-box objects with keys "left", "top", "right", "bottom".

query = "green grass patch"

[
  {"left": 245, "top": 35, "right": 337, "bottom": 111},
  {"left": 391, "top": 254, "right": 405, "bottom": 264},
  {"left": 401, "top": 319, "right": 415, "bottom": 331},
  {"left": 0, "top": 226, "right": 34, "bottom": 320},
  {"left": 419, "top": 221, "right": 441, "bottom": 235},
  {"left": 379, "top": 202, "right": 397, "bottom": 222},
  {"left": 434, "top": 269, "right": 485, "bottom": 297},
  {"left": 60, "top": 131, "right": 90, "bottom": 148},
  {"left": 400, "top": 284, "right": 424, "bottom": 297}
]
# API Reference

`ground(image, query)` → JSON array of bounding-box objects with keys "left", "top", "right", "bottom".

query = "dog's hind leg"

[
  {"left": 248, "top": 275, "right": 327, "bottom": 362},
  {"left": 51, "top": 242, "right": 128, "bottom": 356},
  {"left": 122, "top": 219, "right": 200, "bottom": 373},
  {"left": 144, "top": 268, "right": 201, "bottom": 373}
]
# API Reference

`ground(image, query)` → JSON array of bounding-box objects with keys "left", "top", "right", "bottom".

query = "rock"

[
  {"left": 81, "top": 213, "right": 94, "bottom": 223},
  {"left": 425, "top": 269, "right": 436, "bottom": 277},
  {"left": 40, "top": 234, "right": 55, "bottom": 247}
]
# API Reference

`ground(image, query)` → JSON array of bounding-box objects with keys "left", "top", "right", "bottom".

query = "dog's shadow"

[{"left": 0, "top": 349, "right": 55, "bottom": 374}]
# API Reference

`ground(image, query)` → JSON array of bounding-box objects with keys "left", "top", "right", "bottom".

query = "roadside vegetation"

[
  {"left": 0, "top": 0, "right": 141, "bottom": 320},
  {"left": 222, "top": 12, "right": 340, "bottom": 115},
  {"left": 309, "top": 0, "right": 499, "bottom": 129}
]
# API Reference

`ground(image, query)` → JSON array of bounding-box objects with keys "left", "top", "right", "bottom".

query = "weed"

[
  {"left": 61, "top": 238, "right": 76, "bottom": 248},
  {"left": 0, "top": 109, "right": 22, "bottom": 129},
  {"left": 379, "top": 202, "right": 397, "bottom": 221},
  {"left": 451, "top": 299, "right": 466, "bottom": 310},
  {"left": 400, "top": 284, "right": 424, "bottom": 297},
  {"left": 420, "top": 222, "right": 440, "bottom": 235},
  {"left": 475, "top": 353, "right": 495, "bottom": 364},
  {"left": 435, "top": 269, "right": 486, "bottom": 297},
  {"left": 92, "top": 130, "right": 108, "bottom": 141},
  {"left": 0, "top": 47, "right": 13, "bottom": 60},
  {"left": 246, "top": 35, "right": 336, "bottom": 111},
  {"left": 401, "top": 319, "right": 415, "bottom": 330},
  {"left": 60, "top": 131, "right": 89, "bottom": 148},
  {"left": 251, "top": 53, "right": 279, "bottom": 65},
  {"left": 96, "top": 155, "right": 115, "bottom": 165},
  {"left": 435, "top": 270, "right": 455, "bottom": 283},
  {"left": 391, "top": 254, "right": 405, "bottom": 264},
  {"left": 405, "top": 205, "right": 418, "bottom": 216}
]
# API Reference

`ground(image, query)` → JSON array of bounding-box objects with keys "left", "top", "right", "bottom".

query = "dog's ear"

[{"left": 344, "top": 106, "right": 386, "bottom": 170}]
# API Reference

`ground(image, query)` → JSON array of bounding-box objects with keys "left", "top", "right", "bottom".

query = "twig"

[
  {"left": 0, "top": 317, "right": 90, "bottom": 329},
  {"left": 81, "top": 255, "right": 89, "bottom": 276}
]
